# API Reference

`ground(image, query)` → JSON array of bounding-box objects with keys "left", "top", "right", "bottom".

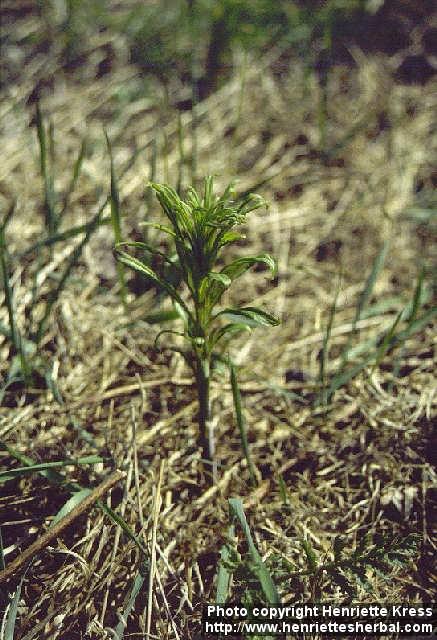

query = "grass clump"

[{"left": 116, "top": 176, "right": 279, "bottom": 479}]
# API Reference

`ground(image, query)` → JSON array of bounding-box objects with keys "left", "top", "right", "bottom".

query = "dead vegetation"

[{"left": 0, "top": 4, "right": 436, "bottom": 639}]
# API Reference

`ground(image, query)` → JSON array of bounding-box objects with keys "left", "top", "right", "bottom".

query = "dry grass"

[{"left": 0, "top": 9, "right": 436, "bottom": 639}]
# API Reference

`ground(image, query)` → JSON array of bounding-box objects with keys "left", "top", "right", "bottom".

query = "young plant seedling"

[{"left": 115, "top": 176, "right": 279, "bottom": 480}]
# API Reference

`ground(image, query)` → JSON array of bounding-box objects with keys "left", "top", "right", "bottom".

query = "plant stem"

[{"left": 195, "top": 353, "right": 215, "bottom": 479}]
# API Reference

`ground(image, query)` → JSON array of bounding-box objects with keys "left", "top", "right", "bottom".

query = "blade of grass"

[
  {"left": 111, "top": 561, "right": 148, "bottom": 639},
  {"left": 340, "top": 241, "right": 389, "bottom": 368},
  {"left": 3, "top": 569, "right": 28, "bottom": 640},
  {"left": 318, "top": 281, "right": 340, "bottom": 404},
  {"left": 35, "top": 206, "right": 104, "bottom": 343},
  {"left": 371, "top": 308, "right": 404, "bottom": 374},
  {"left": 0, "top": 222, "right": 19, "bottom": 351},
  {"left": 0, "top": 455, "right": 105, "bottom": 483},
  {"left": 105, "top": 130, "right": 127, "bottom": 308},
  {"left": 50, "top": 488, "right": 92, "bottom": 527},
  {"left": 36, "top": 103, "right": 56, "bottom": 236},
  {"left": 0, "top": 527, "right": 5, "bottom": 571},
  {"left": 59, "top": 138, "right": 87, "bottom": 220},
  {"left": 216, "top": 522, "right": 236, "bottom": 604},
  {"left": 228, "top": 498, "right": 280, "bottom": 604},
  {"left": 229, "top": 360, "right": 258, "bottom": 487},
  {"left": 1, "top": 443, "right": 148, "bottom": 556}
]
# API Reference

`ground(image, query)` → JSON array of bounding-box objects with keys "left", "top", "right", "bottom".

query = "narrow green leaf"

[
  {"left": 105, "top": 130, "right": 127, "bottom": 307},
  {"left": 115, "top": 249, "right": 190, "bottom": 317},
  {"left": 319, "top": 283, "right": 340, "bottom": 387},
  {"left": 50, "top": 488, "right": 92, "bottom": 527},
  {"left": 139, "top": 221, "right": 176, "bottom": 237},
  {"left": 144, "top": 309, "right": 181, "bottom": 325},
  {"left": 228, "top": 498, "right": 280, "bottom": 604},
  {"left": 1, "top": 442, "right": 148, "bottom": 558},
  {"left": 98, "top": 502, "right": 148, "bottom": 556},
  {"left": 222, "top": 254, "right": 277, "bottom": 281},
  {"left": 372, "top": 308, "right": 404, "bottom": 373},
  {"left": 390, "top": 306, "right": 437, "bottom": 348},
  {"left": 301, "top": 538, "right": 318, "bottom": 572},
  {"left": 229, "top": 361, "right": 258, "bottom": 487},
  {"left": 59, "top": 138, "right": 86, "bottom": 219},
  {"left": 3, "top": 571, "right": 27, "bottom": 640},
  {"left": 0, "top": 456, "right": 105, "bottom": 483},
  {"left": 219, "top": 231, "right": 245, "bottom": 247},
  {"left": 217, "top": 307, "right": 279, "bottom": 327},
  {"left": 35, "top": 208, "right": 104, "bottom": 343},
  {"left": 0, "top": 526, "right": 5, "bottom": 571},
  {"left": 208, "top": 272, "right": 232, "bottom": 288},
  {"left": 340, "top": 241, "right": 389, "bottom": 367},
  {"left": 209, "top": 323, "right": 250, "bottom": 348},
  {"left": 116, "top": 241, "right": 180, "bottom": 271},
  {"left": 111, "top": 562, "right": 148, "bottom": 639},
  {"left": 216, "top": 523, "right": 236, "bottom": 604},
  {"left": 0, "top": 224, "right": 19, "bottom": 352}
]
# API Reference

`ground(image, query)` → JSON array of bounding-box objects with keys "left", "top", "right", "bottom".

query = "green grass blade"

[
  {"left": 217, "top": 307, "right": 279, "bottom": 327},
  {"left": 111, "top": 562, "right": 148, "bottom": 639},
  {"left": 216, "top": 522, "right": 236, "bottom": 604},
  {"left": 277, "top": 474, "right": 289, "bottom": 507},
  {"left": 0, "top": 455, "right": 105, "bottom": 483},
  {"left": 59, "top": 138, "right": 87, "bottom": 220},
  {"left": 105, "top": 130, "right": 128, "bottom": 308},
  {"left": 1, "top": 200, "right": 16, "bottom": 234},
  {"left": 50, "top": 488, "right": 92, "bottom": 527},
  {"left": 98, "top": 502, "right": 148, "bottom": 556},
  {"left": 228, "top": 498, "right": 280, "bottom": 604},
  {"left": 115, "top": 249, "right": 191, "bottom": 318},
  {"left": 177, "top": 111, "right": 185, "bottom": 194},
  {"left": 0, "top": 224, "right": 19, "bottom": 351},
  {"left": 340, "top": 241, "right": 389, "bottom": 367},
  {"left": 0, "top": 526, "right": 5, "bottom": 571},
  {"left": 229, "top": 360, "right": 258, "bottom": 487},
  {"left": 319, "top": 283, "right": 340, "bottom": 389},
  {"left": 3, "top": 571, "right": 27, "bottom": 640},
  {"left": 356, "top": 241, "right": 389, "bottom": 324},
  {"left": 35, "top": 207, "right": 103, "bottom": 343},
  {"left": 371, "top": 308, "right": 404, "bottom": 373},
  {"left": 390, "top": 306, "right": 437, "bottom": 348},
  {"left": 405, "top": 267, "right": 425, "bottom": 324},
  {"left": 36, "top": 103, "right": 56, "bottom": 236},
  {"left": 19, "top": 200, "right": 111, "bottom": 258},
  {"left": 2, "top": 442, "right": 148, "bottom": 559}
]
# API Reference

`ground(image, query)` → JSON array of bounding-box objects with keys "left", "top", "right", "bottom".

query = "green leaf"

[
  {"left": 116, "top": 241, "right": 180, "bottom": 271},
  {"left": 140, "top": 221, "right": 176, "bottom": 237},
  {"left": 50, "top": 488, "right": 92, "bottom": 527},
  {"left": 111, "top": 561, "right": 148, "bottom": 639},
  {"left": 216, "top": 523, "right": 236, "bottom": 604},
  {"left": 228, "top": 498, "right": 280, "bottom": 604},
  {"left": 219, "top": 231, "right": 245, "bottom": 247},
  {"left": 208, "top": 272, "right": 232, "bottom": 288},
  {"left": 222, "top": 253, "right": 277, "bottom": 281},
  {"left": 210, "top": 323, "right": 251, "bottom": 348},
  {"left": 105, "top": 129, "right": 127, "bottom": 307},
  {"left": 229, "top": 361, "right": 258, "bottom": 487},
  {"left": 115, "top": 249, "right": 190, "bottom": 317},
  {"left": 0, "top": 456, "right": 105, "bottom": 483},
  {"left": 4, "top": 571, "right": 27, "bottom": 640},
  {"left": 217, "top": 306, "right": 279, "bottom": 327},
  {"left": 0, "top": 526, "right": 5, "bottom": 571},
  {"left": 301, "top": 538, "right": 318, "bottom": 572}
]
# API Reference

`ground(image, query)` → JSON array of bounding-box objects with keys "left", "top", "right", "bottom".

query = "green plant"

[
  {"left": 215, "top": 499, "right": 419, "bottom": 635},
  {"left": 115, "top": 177, "right": 278, "bottom": 477}
]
